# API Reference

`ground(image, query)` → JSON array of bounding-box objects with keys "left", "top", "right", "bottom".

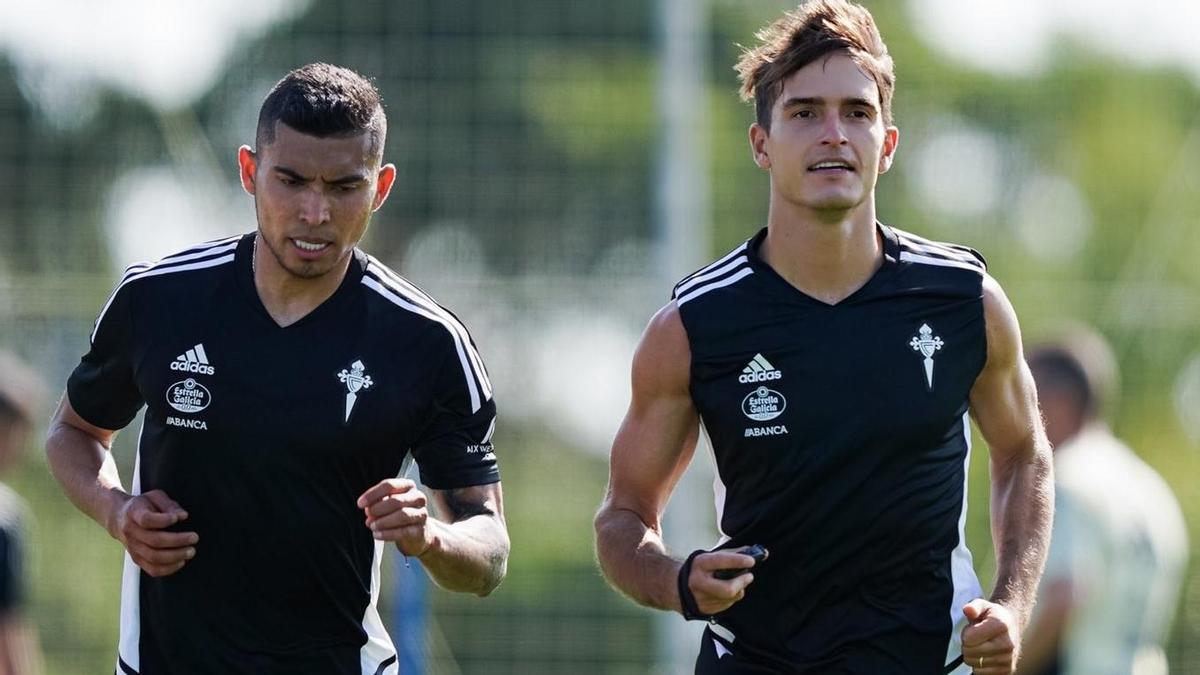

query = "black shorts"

[
  {"left": 693, "top": 626, "right": 966, "bottom": 674},
  {"left": 694, "top": 627, "right": 775, "bottom": 674}
]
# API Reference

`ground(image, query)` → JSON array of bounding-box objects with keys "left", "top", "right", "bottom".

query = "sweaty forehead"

[
  {"left": 260, "top": 123, "right": 378, "bottom": 174},
  {"left": 776, "top": 52, "right": 880, "bottom": 107}
]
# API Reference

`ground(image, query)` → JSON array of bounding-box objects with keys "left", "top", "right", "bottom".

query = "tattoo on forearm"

[{"left": 444, "top": 488, "right": 496, "bottom": 520}]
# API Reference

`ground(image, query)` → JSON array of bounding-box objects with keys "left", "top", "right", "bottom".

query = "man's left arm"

[
  {"left": 358, "top": 479, "right": 508, "bottom": 597},
  {"left": 962, "top": 273, "right": 1055, "bottom": 673}
]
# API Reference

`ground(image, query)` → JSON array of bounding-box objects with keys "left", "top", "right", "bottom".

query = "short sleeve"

[
  {"left": 67, "top": 271, "right": 145, "bottom": 429},
  {"left": 410, "top": 334, "right": 500, "bottom": 490}
]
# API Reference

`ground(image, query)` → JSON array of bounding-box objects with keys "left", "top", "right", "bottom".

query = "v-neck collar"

[
  {"left": 233, "top": 233, "right": 367, "bottom": 329},
  {"left": 745, "top": 221, "right": 901, "bottom": 308}
]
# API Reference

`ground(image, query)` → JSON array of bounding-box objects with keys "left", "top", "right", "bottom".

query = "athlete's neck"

[
  {"left": 760, "top": 197, "right": 882, "bottom": 306},
  {"left": 252, "top": 234, "right": 351, "bottom": 328}
]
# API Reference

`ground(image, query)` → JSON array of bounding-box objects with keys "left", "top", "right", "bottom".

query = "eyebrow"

[
  {"left": 782, "top": 96, "right": 878, "bottom": 110},
  {"left": 273, "top": 166, "right": 367, "bottom": 184}
]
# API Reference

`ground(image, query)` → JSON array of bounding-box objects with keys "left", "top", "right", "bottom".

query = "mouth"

[
  {"left": 290, "top": 238, "right": 332, "bottom": 256},
  {"left": 807, "top": 160, "right": 855, "bottom": 173}
]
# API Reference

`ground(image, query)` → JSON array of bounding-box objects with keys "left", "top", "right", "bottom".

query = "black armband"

[{"left": 677, "top": 549, "right": 713, "bottom": 622}]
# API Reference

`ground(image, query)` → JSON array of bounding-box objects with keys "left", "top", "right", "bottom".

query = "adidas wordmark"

[
  {"left": 738, "top": 353, "right": 781, "bottom": 384},
  {"left": 170, "top": 344, "right": 215, "bottom": 376}
]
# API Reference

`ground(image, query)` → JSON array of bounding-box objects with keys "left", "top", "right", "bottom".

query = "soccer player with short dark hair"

[
  {"left": 594, "top": 2, "right": 1053, "bottom": 673},
  {"left": 45, "top": 63, "right": 509, "bottom": 675}
]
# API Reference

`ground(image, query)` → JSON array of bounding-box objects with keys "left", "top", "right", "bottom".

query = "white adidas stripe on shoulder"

[
  {"left": 363, "top": 257, "right": 493, "bottom": 396},
  {"left": 900, "top": 239, "right": 978, "bottom": 263},
  {"left": 90, "top": 240, "right": 240, "bottom": 344},
  {"left": 361, "top": 275, "right": 486, "bottom": 413},
  {"left": 675, "top": 266, "right": 754, "bottom": 306},
  {"left": 363, "top": 261, "right": 493, "bottom": 396},
  {"left": 893, "top": 231, "right": 984, "bottom": 273},
  {"left": 893, "top": 230, "right": 984, "bottom": 266},
  {"left": 898, "top": 239, "right": 982, "bottom": 267},
  {"left": 675, "top": 242, "right": 749, "bottom": 291},
  {"left": 117, "top": 262, "right": 153, "bottom": 284},
  {"left": 361, "top": 265, "right": 492, "bottom": 414},
  {"left": 674, "top": 254, "right": 751, "bottom": 297},
  {"left": 893, "top": 227, "right": 975, "bottom": 252},
  {"left": 160, "top": 234, "right": 243, "bottom": 262},
  {"left": 898, "top": 251, "right": 984, "bottom": 273}
]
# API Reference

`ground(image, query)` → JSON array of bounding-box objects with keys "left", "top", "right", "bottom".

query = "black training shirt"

[
  {"left": 69, "top": 233, "right": 498, "bottom": 675},
  {"left": 673, "top": 224, "right": 986, "bottom": 673}
]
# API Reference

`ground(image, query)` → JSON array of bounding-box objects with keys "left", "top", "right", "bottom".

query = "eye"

[
  {"left": 848, "top": 108, "right": 872, "bottom": 119},
  {"left": 793, "top": 109, "right": 814, "bottom": 119},
  {"left": 279, "top": 176, "right": 300, "bottom": 187}
]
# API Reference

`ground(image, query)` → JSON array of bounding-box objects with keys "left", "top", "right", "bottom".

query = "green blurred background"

[{"left": 0, "top": 0, "right": 1197, "bottom": 672}]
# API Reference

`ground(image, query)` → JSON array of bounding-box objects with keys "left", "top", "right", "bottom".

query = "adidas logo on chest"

[
  {"left": 738, "top": 353, "right": 781, "bottom": 383},
  {"left": 170, "top": 343, "right": 215, "bottom": 376}
]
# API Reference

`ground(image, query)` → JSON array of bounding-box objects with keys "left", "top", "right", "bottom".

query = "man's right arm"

[
  {"left": 594, "top": 303, "right": 756, "bottom": 616},
  {"left": 45, "top": 396, "right": 198, "bottom": 577}
]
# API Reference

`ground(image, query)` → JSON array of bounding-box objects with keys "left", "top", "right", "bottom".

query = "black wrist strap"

[{"left": 677, "top": 549, "right": 713, "bottom": 621}]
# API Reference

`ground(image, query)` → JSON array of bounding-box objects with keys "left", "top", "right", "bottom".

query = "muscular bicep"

[
  {"left": 603, "top": 302, "right": 699, "bottom": 528},
  {"left": 968, "top": 274, "right": 1044, "bottom": 464},
  {"left": 429, "top": 482, "right": 504, "bottom": 524}
]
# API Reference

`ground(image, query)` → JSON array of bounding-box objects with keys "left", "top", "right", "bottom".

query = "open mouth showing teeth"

[
  {"left": 293, "top": 239, "right": 329, "bottom": 252},
  {"left": 808, "top": 161, "right": 853, "bottom": 171}
]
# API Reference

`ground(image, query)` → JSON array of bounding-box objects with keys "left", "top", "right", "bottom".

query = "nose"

[
  {"left": 297, "top": 187, "right": 331, "bottom": 225},
  {"left": 820, "top": 114, "right": 848, "bottom": 146}
]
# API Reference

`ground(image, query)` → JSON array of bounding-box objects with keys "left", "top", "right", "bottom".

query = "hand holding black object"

[
  {"left": 713, "top": 544, "right": 768, "bottom": 579},
  {"left": 677, "top": 545, "right": 764, "bottom": 620}
]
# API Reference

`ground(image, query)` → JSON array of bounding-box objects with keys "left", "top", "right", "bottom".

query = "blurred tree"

[{"left": 1, "top": 0, "right": 1197, "bottom": 671}]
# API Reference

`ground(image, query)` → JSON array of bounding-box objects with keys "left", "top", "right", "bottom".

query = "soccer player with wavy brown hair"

[{"left": 595, "top": 2, "right": 1053, "bottom": 672}]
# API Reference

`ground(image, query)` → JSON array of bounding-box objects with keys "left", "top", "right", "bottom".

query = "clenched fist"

[
  {"left": 357, "top": 478, "right": 435, "bottom": 556},
  {"left": 108, "top": 489, "right": 198, "bottom": 578}
]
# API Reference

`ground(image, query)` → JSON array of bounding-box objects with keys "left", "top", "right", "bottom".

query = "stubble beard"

[
  {"left": 797, "top": 169, "right": 878, "bottom": 217},
  {"left": 794, "top": 184, "right": 864, "bottom": 217},
  {"left": 258, "top": 228, "right": 345, "bottom": 280}
]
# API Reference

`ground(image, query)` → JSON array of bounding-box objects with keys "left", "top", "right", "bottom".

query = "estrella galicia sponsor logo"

[
  {"left": 744, "top": 425, "right": 788, "bottom": 437},
  {"left": 166, "top": 378, "right": 211, "bottom": 414},
  {"left": 742, "top": 386, "right": 786, "bottom": 421},
  {"left": 167, "top": 416, "right": 208, "bottom": 431}
]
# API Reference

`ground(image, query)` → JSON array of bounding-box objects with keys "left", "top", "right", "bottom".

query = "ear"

[
  {"left": 372, "top": 163, "right": 397, "bottom": 212},
  {"left": 237, "top": 145, "right": 258, "bottom": 196},
  {"left": 749, "top": 123, "right": 771, "bottom": 170},
  {"left": 877, "top": 126, "right": 899, "bottom": 174}
]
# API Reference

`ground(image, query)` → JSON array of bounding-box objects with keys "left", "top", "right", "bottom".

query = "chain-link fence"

[{"left": 1, "top": 1, "right": 1198, "bottom": 672}]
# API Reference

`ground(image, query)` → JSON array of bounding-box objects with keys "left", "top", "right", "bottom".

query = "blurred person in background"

[
  {"left": 1019, "top": 329, "right": 1188, "bottom": 675},
  {"left": 0, "top": 350, "right": 46, "bottom": 674},
  {"left": 44, "top": 64, "right": 508, "bottom": 675},
  {"left": 594, "top": 1, "right": 1053, "bottom": 673}
]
